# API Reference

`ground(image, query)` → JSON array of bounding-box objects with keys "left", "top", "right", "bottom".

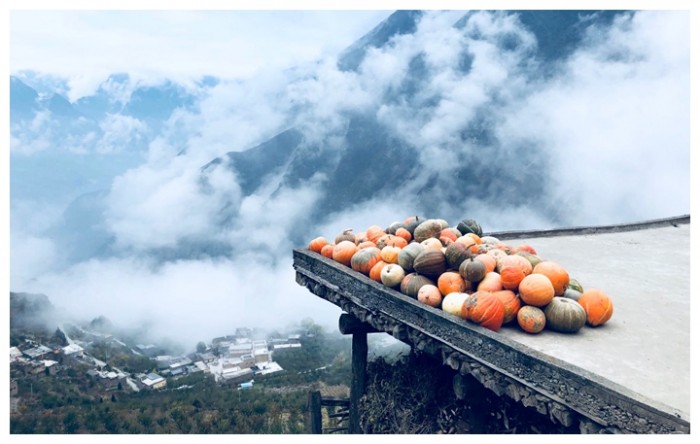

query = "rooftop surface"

[{"left": 495, "top": 222, "right": 690, "bottom": 419}]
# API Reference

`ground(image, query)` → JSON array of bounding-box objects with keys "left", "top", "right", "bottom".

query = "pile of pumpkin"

[{"left": 307, "top": 216, "right": 613, "bottom": 334}]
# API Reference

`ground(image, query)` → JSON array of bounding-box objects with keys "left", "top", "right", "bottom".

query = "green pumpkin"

[
  {"left": 397, "top": 242, "right": 425, "bottom": 273},
  {"left": 456, "top": 218, "right": 483, "bottom": 237},
  {"left": 544, "top": 297, "right": 586, "bottom": 333},
  {"left": 567, "top": 278, "right": 584, "bottom": 293},
  {"left": 412, "top": 249, "right": 447, "bottom": 278},
  {"left": 444, "top": 242, "right": 472, "bottom": 270}
]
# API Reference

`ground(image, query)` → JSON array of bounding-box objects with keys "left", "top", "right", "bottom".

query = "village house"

[
  {"left": 22, "top": 345, "right": 53, "bottom": 360},
  {"left": 61, "top": 343, "right": 85, "bottom": 365},
  {"left": 136, "top": 373, "right": 167, "bottom": 390}
]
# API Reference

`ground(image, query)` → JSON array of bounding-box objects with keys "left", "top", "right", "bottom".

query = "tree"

[{"left": 196, "top": 341, "right": 207, "bottom": 354}]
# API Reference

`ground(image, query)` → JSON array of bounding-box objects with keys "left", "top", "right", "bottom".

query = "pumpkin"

[
  {"left": 486, "top": 249, "right": 507, "bottom": 264},
  {"left": 397, "top": 243, "right": 425, "bottom": 272},
  {"left": 496, "top": 255, "right": 532, "bottom": 276},
  {"left": 439, "top": 228, "right": 460, "bottom": 244},
  {"left": 459, "top": 258, "right": 486, "bottom": 283},
  {"left": 376, "top": 234, "right": 408, "bottom": 249},
  {"left": 332, "top": 240, "right": 358, "bottom": 266},
  {"left": 334, "top": 229, "right": 356, "bottom": 245},
  {"left": 380, "top": 263, "right": 405, "bottom": 287},
  {"left": 515, "top": 244, "right": 537, "bottom": 255},
  {"left": 518, "top": 273, "right": 555, "bottom": 307},
  {"left": 474, "top": 254, "right": 497, "bottom": 273},
  {"left": 567, "top": 278, "right": 584, "bottom": 293},
  {"left": 441, "top": 292, "right": 470, "bottom": 318},
  {"left": 402, "top": 216, "right": 425, "bottom": 236},
  {"left": 456, "top": 218, "right": 483, "bottom": 237},
  {"left": 437, "top": 271, "right": 467, "bottom": 296},
  {"left": 369, "top": 260, "right": 388, "bottom": 282},
  {"left": 385, "top": 221, "right": 402, "bottom": 235},
  {"left": 380, "top": 246, "right": 402, "bottom": 264},
  {"left": 395, "top": 227, "right": 412, "bottom": 243},
  {"left": 444, "top": 242, "right": 472, "bottom": 270},
  {"left": 354, "top": 231, "right": 368, "bottom": 244},
  {"left": 357, "top": 240, "right": 377, "bottom": 249},
  {"left": 417, "top": 284, "right": 443, "bottom": 308},
  {"left": 476, "top": 271, "right": 503, "bottom": 292},
  {"left": 350, "top": 247, "right": 382, "bottom": 275},
  {"left": 320, "top": 243, "right": 335, "bottom": 259},
  {"left": 544, "top": 297, "right": 586, "bottom": 333},
  {"left": 366, "top": 225, "right": 386, "bottom": 244},
  {"left": 400, "top": 273, "right": 435, "bottom": 298},
  {"left": 562, "top": 288, "right": 582, "bottom": 302},
  {"left": 533, "top": 261, "right": 570, "bottom": 296},
  {"left": 493, "top": 290, "right": 521, "bottom": 324},
  {"left": 413, "top": 249, "right": 447, "bottom": 278},
  {"left": 455, "top": 235, "right": 477, "bottom": 250},
  {"left": 499, "top": 265, "right": 526, "bottom": 291},
  {"left": 514, "top": 251, "right": 543, "bottom": 269},
  {"left": 517, "top": 306, "right": 546, "bottom": 334},
  {"left": 413, "top": 219, "right": 444, "bottom": 243},
  {"left": 578, "top": 289, "right": 614, "bottom": 327},
  {"left": 480, "top": 236, "right": 500, "bottom": 245},
  {"left": 308, "top": 236, "right": 329, "bottom": 254},
  {"left": 420, "top": 237, "right": 443, "bottom": 250},
  {"left": 463, "top": 291, "right": 505, "bottom": 332}
]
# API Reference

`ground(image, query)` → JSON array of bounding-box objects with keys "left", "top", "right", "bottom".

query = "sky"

[{"left": 2, "top": 0, "right": 699, "bottom": 403}]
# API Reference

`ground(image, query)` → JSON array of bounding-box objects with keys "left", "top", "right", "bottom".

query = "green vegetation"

[{"left": 10, "top": 320, "right": 352, "bottom": 434}]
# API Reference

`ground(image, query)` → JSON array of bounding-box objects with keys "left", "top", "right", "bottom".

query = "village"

[{"left": 10, "top": 323, "right": 304, "bottom": 405}]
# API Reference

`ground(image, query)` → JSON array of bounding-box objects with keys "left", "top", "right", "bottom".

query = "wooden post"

[
  {"left": 349, "top": 331, "right": 368, "bottom": 434},
  {"left": 308, "top": 390, "right": 322, "bottom": 434}
]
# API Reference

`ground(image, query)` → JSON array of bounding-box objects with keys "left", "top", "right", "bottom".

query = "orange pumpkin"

[
  {"left": 578, "top": 289, "right": 614, "bottom": 327},
  {"left": 380, "top": 246, "right": 402, "bottom": 264},
  {"left": 332, "top": 240, "right": 358, "bottom": 267},
  {"left": 515, "top": 244, "right": 537, "bottom": 255},
  {"left": 517, "top": 306, "right": 546, "bottom": 334},
  {"left": 493, "top": 290, "right": 521, "bottom": 324},
  {"left": 463, "top": 291, "right": 505, "bottom": 332},
  {"left": 395, "top": 227, "right": 412, "bottom": 243},
  {"left": 437, "top": 271, "right": 467, "bottom": 296},
  {"left": 366, "top": 225, "right": 386, "bottom": 244},
  {"left": 497, "top": 255, "right": 532, "bottom": 276},
  {"left": 369, "top": 260, "right": 388, "bottom": 282},
  {"left": 439, "top": 228, "right": 459, "bottom": 244},
  {"left": 499, "top": 265, "right": 526, "bottom": 291},
  {"left": 476, "top": 271, "right": 503, "bottom": 292},
  {"left": 533, "top": 261, "right": 570, "bottom": 296},
  {"left": 308, "top": 236, "right": 329, "bottom": 254},
  {"left": 474, "top": 254, "right": 497, "bottom": 274},
  {"left": 518, "top": 273, "right": 555, "bottom": 307},
  {"left": 455, "top": 235, "right": 477, "bottom": 250},
  {"left": 350, "top": 247, "right": 382, "bottom": 275},
  {"left": 320, "top": 244, "right": 335, "bottom": 259},
  {"left": 465, "top": 232, "right": 483, "bottom": 245},
  {"left": 417, "top": 284, "right": 443, "bottom": 308},
  {"left": 357, "top": 240, "right": 377, "bottom": 249},
  {"left": 376, "top": 234, "right": 408, "bottom": 249}
]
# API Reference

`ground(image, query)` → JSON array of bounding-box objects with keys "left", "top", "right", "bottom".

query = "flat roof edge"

[{"left": 488, "top": 215, "right": 690, "bottom": 240}]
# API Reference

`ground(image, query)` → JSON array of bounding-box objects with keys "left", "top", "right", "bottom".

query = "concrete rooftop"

[{"left": 495, "top": 222, "right": 690, "bottom": 420}]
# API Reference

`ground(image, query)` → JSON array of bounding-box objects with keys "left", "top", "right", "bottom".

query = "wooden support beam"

[
  {"left": 308, "top": 390, "right": 322, "bottom": 434},
  {"left": 349, "top": 331, "right": 368, "bottom": 434},
  {"left": 339, "top": 313, "right": 381, "bottom": 335}
]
